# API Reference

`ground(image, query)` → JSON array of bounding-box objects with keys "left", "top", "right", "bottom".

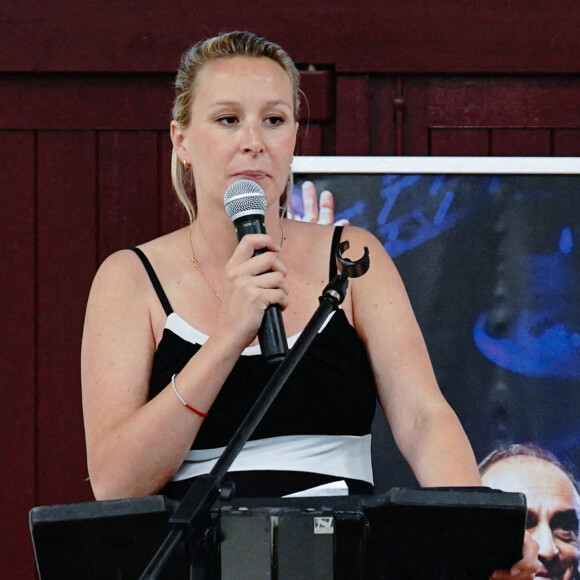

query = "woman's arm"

[
  {"left": 347, "top": 227, "right": 540, "bottom": 578},
  {"left": 82, "top": 234, "right": 288, "bottom": 500},
  {"left": 346, "top": 226, "right": 481, "bottom": 486},
  {"left": 82, "top": 251, "right": 237, "bottom": 500}
]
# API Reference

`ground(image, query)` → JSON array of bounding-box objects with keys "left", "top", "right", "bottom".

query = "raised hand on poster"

[{"left": 291, "top": 180, "right": 349, "bottom": 226}]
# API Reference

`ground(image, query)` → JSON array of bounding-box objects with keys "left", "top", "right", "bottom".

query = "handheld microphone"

[{"left": 224, "top": 179, "right": 288, "bottom": 364}]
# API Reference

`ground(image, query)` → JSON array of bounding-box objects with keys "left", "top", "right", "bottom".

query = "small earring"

[{"left": 183, "top": 160, "right": 191, "bottom": 169}]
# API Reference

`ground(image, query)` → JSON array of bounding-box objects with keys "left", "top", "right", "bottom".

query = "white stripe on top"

[
  {"left": 171, "top": 433, "right": 373, "bottom": 484},
  {"left": 165, "top": 310, "right": 337, "bottom": 354}
]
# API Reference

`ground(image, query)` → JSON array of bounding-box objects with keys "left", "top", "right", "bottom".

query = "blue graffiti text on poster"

[{"left": 375, "top": 175, "right": 495, "bottom": 258}]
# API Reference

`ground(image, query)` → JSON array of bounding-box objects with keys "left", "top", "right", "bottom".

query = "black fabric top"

[
  {"left": 149, "top": 307, "right": 376, "bottom": 449},
  {"left": 131, "top": 226, "right": 378, "bottom": 498}
]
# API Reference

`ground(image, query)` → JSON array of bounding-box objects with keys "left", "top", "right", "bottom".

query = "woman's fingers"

[
  {"left": 222, "top": 235, "right": 288, "bottom": 310},
  {"left": 228, "top": 233, "right": 281, "bottom": 261}
]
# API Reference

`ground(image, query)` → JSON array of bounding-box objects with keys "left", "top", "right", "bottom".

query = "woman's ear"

[{"left": 170, "top": 120, "right": 187, "bottom": 158}]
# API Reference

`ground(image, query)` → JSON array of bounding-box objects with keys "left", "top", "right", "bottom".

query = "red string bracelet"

[{"left": 171, "top": 373, "right": 209, "bottom": 418}]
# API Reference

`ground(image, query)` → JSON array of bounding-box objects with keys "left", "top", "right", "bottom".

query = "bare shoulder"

[
  {"left": 345, "top": 227, "right": 417, "bottom": 337},
  {"left": 321, "top": 225, "right": 395, "bottom": 284},
  {"left": 91, "top": 228, "right": 186, "bottom": 295},
  {"left": 135, "top": 227, "right": 187, "bottom": 261},
  {"left": 338, "top": 225, "right": 385, "bottom": 257},
  {"left": 282, "top": 220, "right": 392, "bottom": 281},
  {"left": 82, "top": 244, "right": 165, "bottom": 381},
  {"left": 90, "top": 248, "right": 151, "bottom": 300},
  {"left": 82, "top": 250, "right": 155, "bottom": 347},
  {"left": 328, "top": 226, "right": 408, "bottom": 313}
]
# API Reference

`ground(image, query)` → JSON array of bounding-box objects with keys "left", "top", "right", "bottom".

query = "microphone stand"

[{"left": 139, "top": 241, "right": 370, "bottom": 580}]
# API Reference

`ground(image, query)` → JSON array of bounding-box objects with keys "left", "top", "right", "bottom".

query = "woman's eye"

[
  {"left": 217, "top": 116, "right": 238, "bottom": 125},
  {"left": 265, "top": 115, "right": 285, "bottom": 126}
]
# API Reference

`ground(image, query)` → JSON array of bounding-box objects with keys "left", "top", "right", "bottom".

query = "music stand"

[
  {"left": 364, "top": 487, "right": 527, "bottom": 579},
  {"left": 29, "top": 495, "right": 191, "bottom": 579},
  {"left": 30, "top": 486, "right": 527, "bottom": 579},
  {"left": 212, "top": 487, "right": 527, "bottom": 579}
]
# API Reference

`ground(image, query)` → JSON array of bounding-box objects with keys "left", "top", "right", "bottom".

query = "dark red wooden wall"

[{"left": 1, "top": 1, "right": 579, "bottom": 576}]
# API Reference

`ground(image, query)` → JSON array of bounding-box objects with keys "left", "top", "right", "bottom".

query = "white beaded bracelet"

[{"left": 171, "top": 373, "right": 208, "bottom": 418}]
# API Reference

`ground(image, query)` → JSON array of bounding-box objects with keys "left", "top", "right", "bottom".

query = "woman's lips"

[{"left": 234, "top": 171, "right": 268, "bottom": 181}]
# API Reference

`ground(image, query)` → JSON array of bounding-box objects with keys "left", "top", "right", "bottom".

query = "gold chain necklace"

[{"left": 188, "top": 221, "right": 286, "bottom": 302}]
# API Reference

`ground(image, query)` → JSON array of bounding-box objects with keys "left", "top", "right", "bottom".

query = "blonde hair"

[{"left": 171, "top": 31, "right": 301, "bottom": 222}]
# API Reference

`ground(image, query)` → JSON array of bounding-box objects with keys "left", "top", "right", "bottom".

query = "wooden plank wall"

[{"left": 0, "top": 1, "right": 579, "bottom": 576}]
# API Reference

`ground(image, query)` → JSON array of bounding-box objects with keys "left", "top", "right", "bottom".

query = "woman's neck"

[
  {"left": 191, "top": 204, "right": 285, "bottom": 266},
  {"left": 189, "top": 213, "right": 237, "bottom": 268}
]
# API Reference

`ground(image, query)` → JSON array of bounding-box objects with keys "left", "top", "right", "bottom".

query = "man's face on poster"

[{"left": 482, "top": 456, "right": 580, "bottom": 580}]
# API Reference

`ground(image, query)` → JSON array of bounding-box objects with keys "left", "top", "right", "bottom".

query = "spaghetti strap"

[
  {"left": 130, "top": 247, "right": 173, "bottom": 317},
  {"left": 329, "top": 226, "right": 344, "bottom": 280}
]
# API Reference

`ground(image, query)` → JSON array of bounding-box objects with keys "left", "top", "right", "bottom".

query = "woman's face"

[{"left": 172, "top": 56, "right": 297, "bottom": 212}]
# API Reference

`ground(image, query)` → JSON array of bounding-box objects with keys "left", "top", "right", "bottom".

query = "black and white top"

[{"left": 132, "top": 227, "right": 378, "bottom": 499}]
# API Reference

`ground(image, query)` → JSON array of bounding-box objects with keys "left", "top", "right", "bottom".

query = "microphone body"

[{"left": 224, "top": 180, "right": 288, "bottom": 364}]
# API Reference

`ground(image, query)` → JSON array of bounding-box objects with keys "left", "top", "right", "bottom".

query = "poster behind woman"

[{"left": 294, "top": 167, "right": 580, "bottom": 491}]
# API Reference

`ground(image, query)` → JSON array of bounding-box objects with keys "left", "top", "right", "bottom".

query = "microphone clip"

[{"left": 321, "top": 240, "right": 370, "bottom": 306}]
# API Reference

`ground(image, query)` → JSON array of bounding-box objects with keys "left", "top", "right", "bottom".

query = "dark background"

[{"left": 1, "top": 1, "right": 580, "bottom": 576}]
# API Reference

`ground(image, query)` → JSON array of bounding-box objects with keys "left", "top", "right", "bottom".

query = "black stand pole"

[{"left": 139, "top": 241, "right": 370, "bottom": 580}]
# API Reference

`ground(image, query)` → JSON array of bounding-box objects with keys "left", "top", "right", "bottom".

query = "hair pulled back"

[{"left": 171, "top": 31, "right": 301, "bottom": 222}]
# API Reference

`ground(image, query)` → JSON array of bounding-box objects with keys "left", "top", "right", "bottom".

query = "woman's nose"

[{"left": 240, "top": 121, "right": 264, "bottom": 155}]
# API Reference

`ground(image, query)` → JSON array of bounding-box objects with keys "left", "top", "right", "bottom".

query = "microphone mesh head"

[{"left": 224, "top": 180, "right": 267, "bottom": 221}]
